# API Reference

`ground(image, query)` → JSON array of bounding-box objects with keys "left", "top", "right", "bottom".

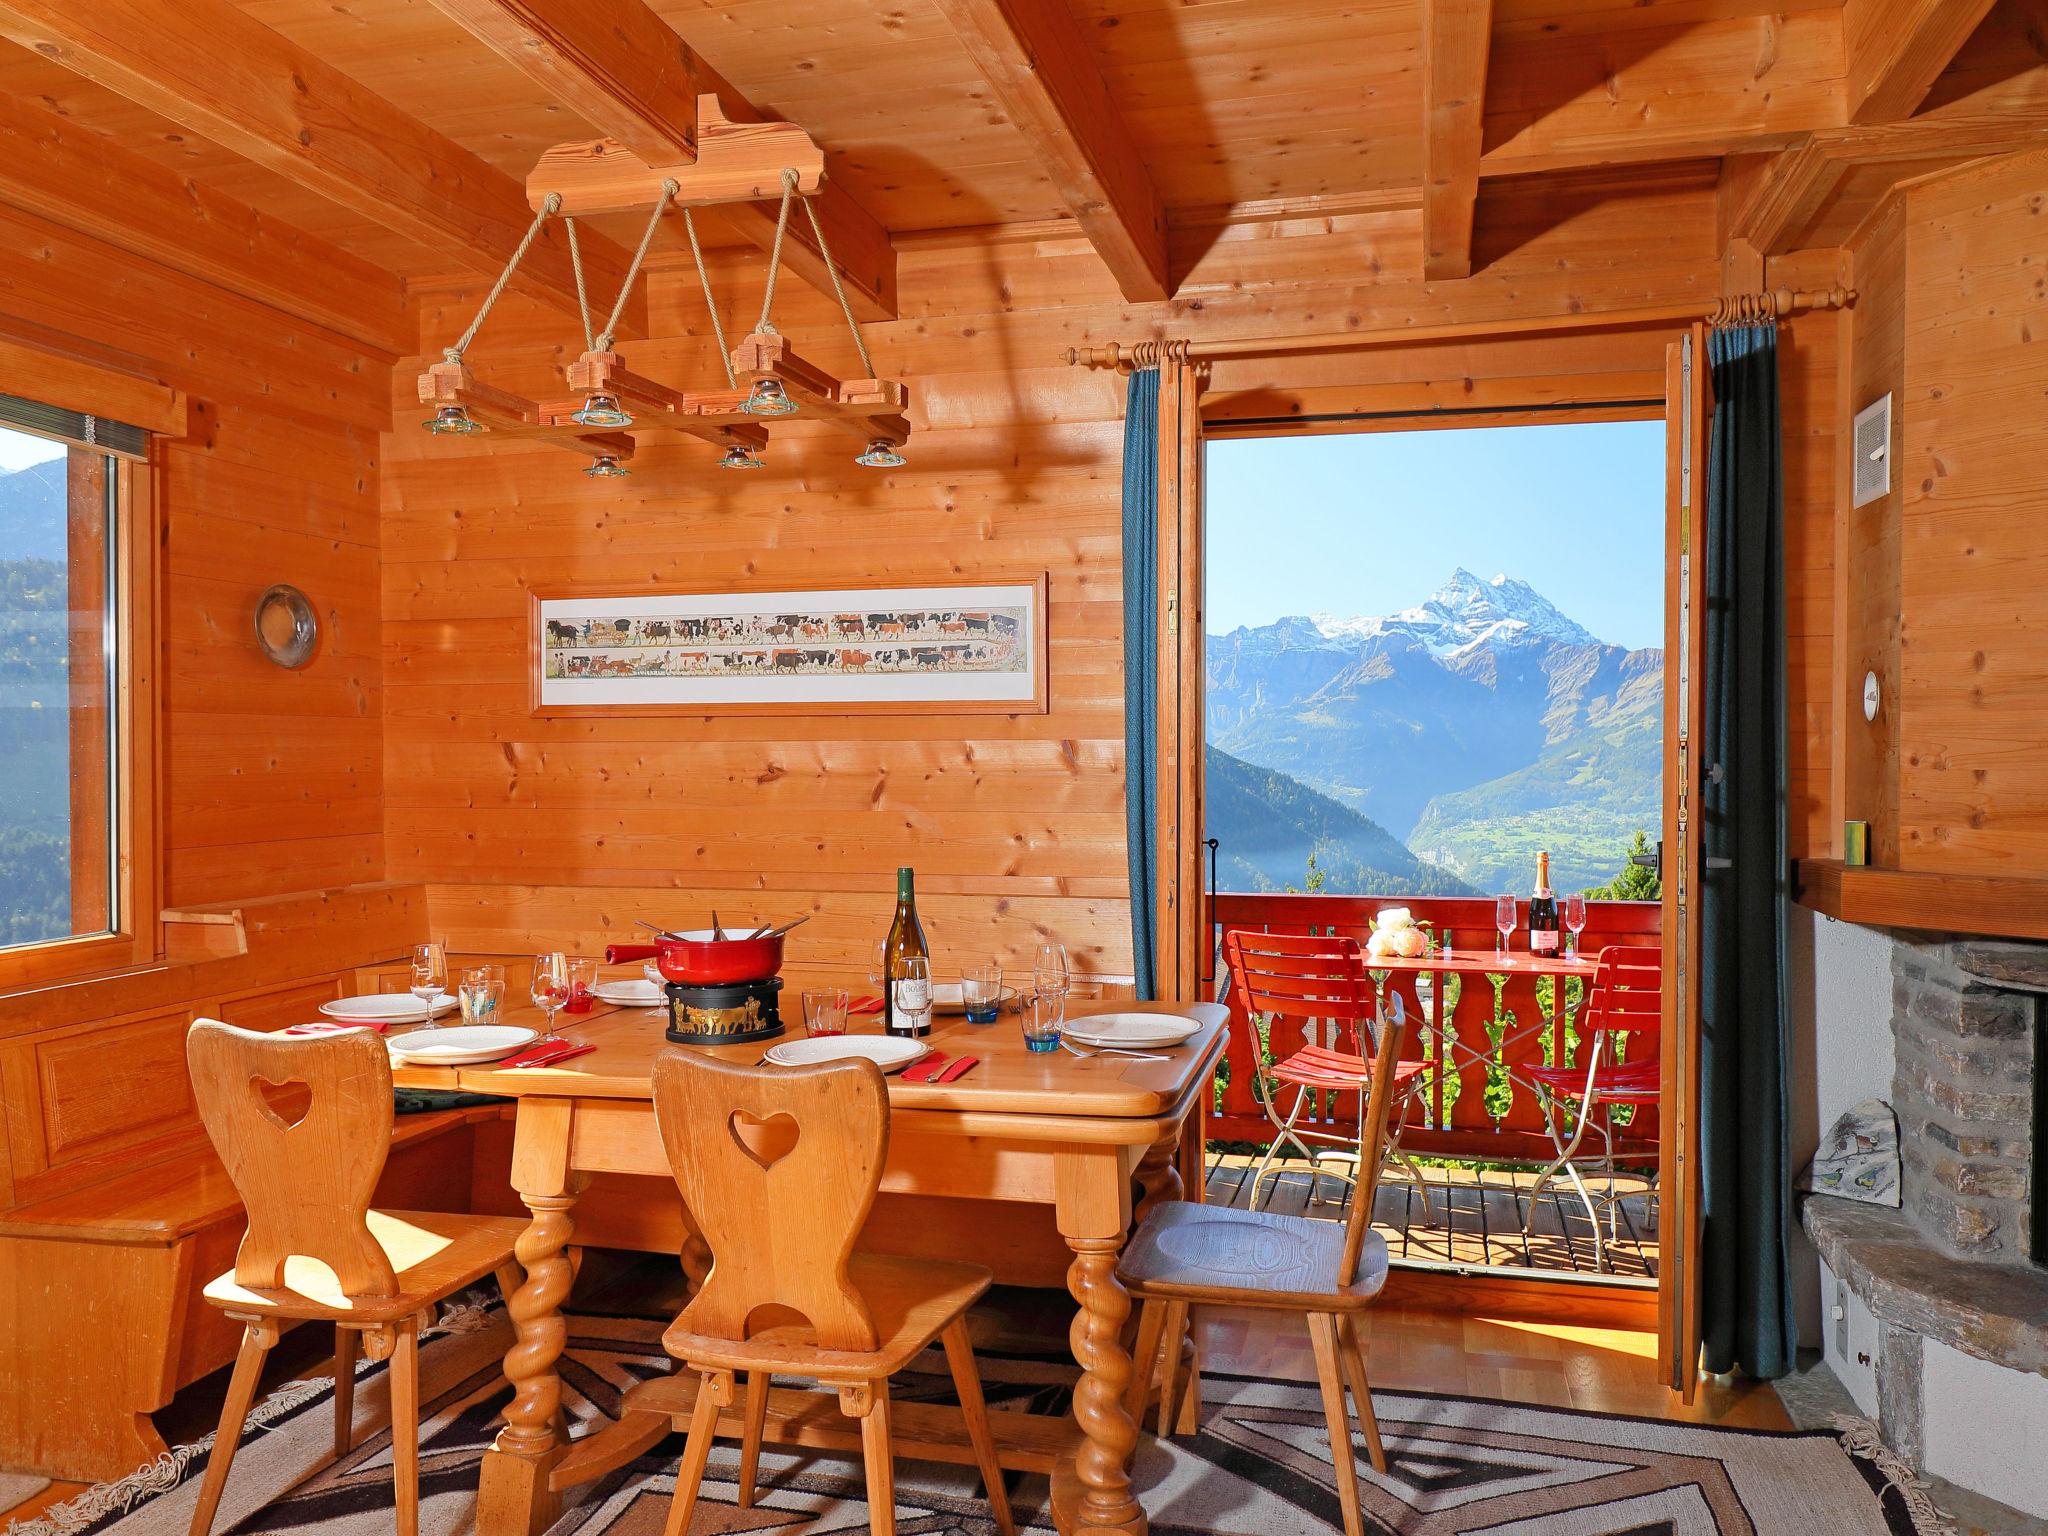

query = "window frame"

[{"left": 0, "top": 430, "right": 161, "bottom": 991}]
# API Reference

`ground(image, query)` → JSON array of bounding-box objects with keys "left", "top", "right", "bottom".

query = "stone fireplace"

[
  {"left": 1891, "top": 940, "right": 2041, "bottom": 1265},
  {"left": 1803, "top": 933, "right": 2048, "bottom": 1517}
]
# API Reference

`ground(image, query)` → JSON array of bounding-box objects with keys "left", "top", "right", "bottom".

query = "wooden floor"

[{"left": 1207, "top": 1148, "right": 1662, "bottom": 1280}]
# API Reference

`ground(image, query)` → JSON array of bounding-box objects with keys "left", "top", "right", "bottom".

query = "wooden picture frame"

[{"left": 530, "top": 575, "right": 1049, "bottom": 716}]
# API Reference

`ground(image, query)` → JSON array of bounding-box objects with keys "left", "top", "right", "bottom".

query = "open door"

[
  {"left": 1659, "top": 323, "right": 1709, "bottom": 1399},
  {"left": 1154, "top": 356, "right": 1207, "bottom": 1001}
]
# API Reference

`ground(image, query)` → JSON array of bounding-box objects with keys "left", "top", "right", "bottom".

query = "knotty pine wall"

[
  {"left": 1829, "top": 147, "right": 2048, "bottom": 877},
  {"left": 385, "top": 172, "right": 1869, "bottom": 983},
  {"left": 0, "top": 205, "right": 390, "bottom": 917}
]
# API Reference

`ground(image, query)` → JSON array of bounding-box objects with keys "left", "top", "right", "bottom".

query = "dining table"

[{"left": 389, "top": 995, "right": 1229, "bottom": 1536}]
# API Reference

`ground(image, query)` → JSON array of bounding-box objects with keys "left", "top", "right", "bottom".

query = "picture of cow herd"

[{"left": 542, "top": 605, "right": 1029, "bottom": 680}]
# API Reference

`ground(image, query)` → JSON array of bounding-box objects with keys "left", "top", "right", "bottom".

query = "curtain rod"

[{"left": 1060, "top": 285, "right": 1855, "bottom": 370}]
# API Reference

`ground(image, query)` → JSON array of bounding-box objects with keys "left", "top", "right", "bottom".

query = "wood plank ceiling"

[{"left": 0, "top": 0, "right": 2038, "bottom": 349}]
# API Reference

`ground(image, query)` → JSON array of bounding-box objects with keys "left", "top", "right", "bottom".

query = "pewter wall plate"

[{"left": 253, "top": 584, "right": 320, "bottom": 669}]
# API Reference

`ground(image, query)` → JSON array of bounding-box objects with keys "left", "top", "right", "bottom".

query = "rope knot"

[{"left": 541, "top": 192, "right": 562, "bottom": 215}]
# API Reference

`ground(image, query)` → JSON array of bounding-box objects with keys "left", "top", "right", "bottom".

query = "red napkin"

[
  {"left": 932, "top": 1055, "right": 978, "bottom": 1083},
  {"left": 501, "top": 1040, "right": 596, "bottom": 1070},
  {"left": 283, "top": 1019, "right": 388, "bottom": 1038},
  {"left": 900, "top": 1051, "right": 948, "bottom": 1083},
  {"left": 849, "top": 995, "right": 884, "bottom": 1015}
]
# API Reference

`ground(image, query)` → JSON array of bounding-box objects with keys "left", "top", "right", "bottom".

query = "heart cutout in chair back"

[
  {"left": 251, "top": 1074, "right": 314, "bottom": 1131},
  {"left": 728, "top": 1109, "right": 800, "bottom": 1172}
]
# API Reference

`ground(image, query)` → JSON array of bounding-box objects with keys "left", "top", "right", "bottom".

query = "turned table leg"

[
  {"left": 477, "top": 1099, "right": 583, "bottom": 1536},
  {"left": 1052, "top": 1145, "right": 1147, "bottom": 1536}
]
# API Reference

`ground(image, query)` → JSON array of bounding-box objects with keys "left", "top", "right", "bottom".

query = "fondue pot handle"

[{"left": 605, "top": 943, "right": 659, "bottom": 963}]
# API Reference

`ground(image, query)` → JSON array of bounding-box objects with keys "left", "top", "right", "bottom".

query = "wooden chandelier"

[{"left": 415, "top": 99, "right": 910, "bottom": 476}]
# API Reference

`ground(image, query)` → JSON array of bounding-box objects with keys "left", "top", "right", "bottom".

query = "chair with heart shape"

[
  {"left": 650, "top": 1050, "right": 1015, "bottom": 1536},
  {"left": 183, "top": 1019, "right": 528, "bottom": 1536}
]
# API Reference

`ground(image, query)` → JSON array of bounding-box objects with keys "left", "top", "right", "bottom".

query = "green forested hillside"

[
  {"left": 1, "top": 556, "right": 71, "bottom": 944},
  {"left": 1206, "top": 746, "right": 1477, "bottom": 896}
]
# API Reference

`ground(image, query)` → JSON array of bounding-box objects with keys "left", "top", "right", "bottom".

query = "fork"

[{"left": 1060, "top": 1038, "right": 1168, "bottom": 1063}]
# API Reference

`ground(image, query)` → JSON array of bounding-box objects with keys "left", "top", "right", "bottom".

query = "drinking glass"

[
  {"left": 803, "top": 987, "right": 850, "bottom": 1037},
  {"left": 1564, "top": 893, "right": 1589, "bottom": 957},
  {"left": 962, "top": 962, "right": 1004, "bottom": 1025},
  {"left": 868, "top": 940, "right": 889, "bottom": 1001},
  {"left": 893, "top": 955, "right": 934, "bottom": 1037},
  {"left": 1022, "top": 990, "right": 1064, "bottom": 1053},
  {"left": 531, "top": 952, "right": 571, "bottom": 1041},
  {"left": 565, "top": 956, "right": 599, "bottom": 1014},
  {"left": 459, "top": 972, "right": 504, "bottom": 1027},
  {"left": 1494, "top": 896, "right": 1516, "bottom": 957},
  {"left": 1032, "top": 940, "right": 1071, "bottom": 1004},
  {"left": 410, "top": 942, "right": 447, "bottom": 1025}
]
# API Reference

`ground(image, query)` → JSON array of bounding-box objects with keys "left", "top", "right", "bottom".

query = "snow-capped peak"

[{"left": 1222, "top": 570, "right": 1602, "bottom": 655}]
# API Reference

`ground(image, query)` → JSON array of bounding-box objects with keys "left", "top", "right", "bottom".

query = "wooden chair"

[
  {"left": 650, "top": 1050, "right": 1015, "bottom": 1536},
  {"left": 183, "top": 1020, "right": 529, "bottom": 1536},
  {"left": 1519, "top": 944, "right": 1665, "bottom": 1271},
  {"left": 1119, "top": 992, "right": 1412, "bottom": 1536},
  {"left": 1225, "top": 928, "right": 1432, "bottom": 1216}
]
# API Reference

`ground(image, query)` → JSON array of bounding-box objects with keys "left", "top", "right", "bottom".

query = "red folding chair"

[
  {"left": 1519, "top": 944, "right": 1663, "bottom": 1271},
  {"left": 1224, "top": 929, "right": 1434, "bottom": 1218}
]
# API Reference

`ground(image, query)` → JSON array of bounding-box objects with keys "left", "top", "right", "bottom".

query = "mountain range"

[
  {"left": 1206, "top": 570, "right": 1661, "bottom": 894},
  {"left": 0, "top": 459, "right": 67, "bottom": 561}
]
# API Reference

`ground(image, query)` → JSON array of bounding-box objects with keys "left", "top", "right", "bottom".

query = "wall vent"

[{"left": 1853, "top": 394, "right": 1891, "bottom": 508}]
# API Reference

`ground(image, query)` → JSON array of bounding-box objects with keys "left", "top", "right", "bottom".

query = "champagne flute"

[
  {"left": 1564, "top": 892, "right": 1589, "bottom": 957},
  {"left": 1493, "top": 895, "right": 1516, "bottom": 958},
  {"left": 531, "top": 952, "right": 571, "bottom": 1042},
  {"left": 410, "top": 942, "right": 447, "bottom": 1026}
]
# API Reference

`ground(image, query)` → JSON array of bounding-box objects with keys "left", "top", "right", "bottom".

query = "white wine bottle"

[{"left": 882, "top": 866, "right": 931, "bottom": 1037}]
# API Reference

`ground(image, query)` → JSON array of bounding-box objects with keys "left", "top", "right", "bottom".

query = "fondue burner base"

[{"left": 664, "top": 976, "right": 785, "bottom": 1046}]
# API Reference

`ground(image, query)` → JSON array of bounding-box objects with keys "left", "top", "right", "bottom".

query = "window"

[{"left": 0, "top": 393, "right": 155, "bottom": 980}]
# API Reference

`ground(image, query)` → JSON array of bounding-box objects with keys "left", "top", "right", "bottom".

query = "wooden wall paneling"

[
  {"left": 1839, "top": 198, "right": 1905, "bottom": 863},
  {"left": 1843, "top": 0, "right": 2002, "bottom": 124},
  {"left": 1896, "top": 150, "right": 2048, "bottom": 871}
]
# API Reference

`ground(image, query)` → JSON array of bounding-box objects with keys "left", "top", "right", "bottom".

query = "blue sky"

[
  {"left": 1205, "top": 420, "right": 1666, "bottom": 651},
  {"left": 0, "top": 426, "right": 65, "bottom": 473}
]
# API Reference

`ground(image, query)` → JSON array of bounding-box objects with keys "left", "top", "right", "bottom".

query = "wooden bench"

[{"left": 0, "top": 1099, "right": 512, "bottom": 1481}]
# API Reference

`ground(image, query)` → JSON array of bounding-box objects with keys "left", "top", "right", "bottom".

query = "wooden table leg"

[
  {"left": 1051, "top": 1145, "right": 1146, "bottom": 1536},
  {"left": 477, "top": 1099, "right": 581, "bottom": 1536}
]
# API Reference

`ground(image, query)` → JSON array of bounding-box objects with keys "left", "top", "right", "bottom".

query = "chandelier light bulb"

[
  {"left": 583, "top": 453, "right": 631, "bottom": 479},
  {"left": 570, "top": 393, "right": 634, "bottom": 428},
  {"left": 718, "top": 443, "right": 766, "bottom": 470},
  {"left": 741, "top": 376, "right": 799, "bottom": 417},
  {"left": 421, "top": 403, "right": 484, "bottom": 436},
  {"left": 855, "top": 439, "right": 907, "bottom": 468}
]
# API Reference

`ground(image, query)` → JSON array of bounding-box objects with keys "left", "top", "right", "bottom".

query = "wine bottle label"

[{"left": 1531, "top": 930, "right": 1559, "bottom": 954}]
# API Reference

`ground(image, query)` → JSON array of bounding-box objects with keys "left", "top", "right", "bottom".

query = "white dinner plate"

[
  {"left": 762, "top": 1035, "right": 928, "bottom": 1073},
  {"left": 321, "top": 992, "right": 456, "bottom": 1022},
  {"left": 592, "top": 979, "right": 666, "bottom": 1007},
  {"left": 388, "top": 1025, "right": 538, "bottom": 1065},
  {"left": 1062, "top": 1012, "right": 1201, "bottom": 1049}
]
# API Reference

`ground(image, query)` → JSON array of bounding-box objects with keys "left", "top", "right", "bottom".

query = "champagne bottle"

[
  {"left": 1527, "top": 851, "right": 1561, "bottom": 957},
  {"left": 883, "top": 866, "right": 931, "bottom": 1037}
]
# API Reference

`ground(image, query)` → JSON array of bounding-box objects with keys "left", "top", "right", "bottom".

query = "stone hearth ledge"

[{"left": 1804, "top": 1195, "right": 2048, "bottom": 1376}]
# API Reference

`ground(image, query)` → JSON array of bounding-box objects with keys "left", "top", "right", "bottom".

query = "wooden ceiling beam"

[
  {"left": 1421, "top": 0, "right": 1495, "bottom": 281},
  {"left": 0, "top": 90, "right": 409, "bottom": 356},
  {"left": 425, "top": 0, "right": 895, "bottom": 324},
  {"left": 1729, "top": 106, "right": 2048, "bottom": 252},
  {"left": 0, "top": 0, "right": 642, "bottom": 340},
  {"left": 1844, "top": 0, "right": 2000, "bottom": 124},
  {"left": 929, "top": 0, "right": 1169, "bottom": 303},
  {"left": 1482, "top": 10, "right": 1845, "bottom": 176},
  {"left": 425, "top": 0, "right": 700, "bottom": 165}
]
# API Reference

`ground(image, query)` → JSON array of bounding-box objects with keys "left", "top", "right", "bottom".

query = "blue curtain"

[
  {"left": 1699, "top": 322, "right": 1796, "bottom": 1379},
  {"left": 1122, "top": 368, "right": 1161, "bottom": 1000}
]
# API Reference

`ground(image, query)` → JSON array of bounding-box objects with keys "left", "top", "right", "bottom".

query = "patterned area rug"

[{"left": 10, "top": 1299, "right": 1948, "bottom": 1536}]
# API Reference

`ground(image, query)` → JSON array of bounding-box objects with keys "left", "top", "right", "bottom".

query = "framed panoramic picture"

[{"left": 532, "top": 576, "right": 1048, "bottom": 716}]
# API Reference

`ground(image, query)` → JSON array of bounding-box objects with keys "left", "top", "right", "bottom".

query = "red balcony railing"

[{"left": 1208, "top": 892, "right": 1663, "bottom": 1164}]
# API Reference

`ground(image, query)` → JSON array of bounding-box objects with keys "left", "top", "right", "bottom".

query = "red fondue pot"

[{"left": 605, "top": 929, "right": 784, "bottom": 986}]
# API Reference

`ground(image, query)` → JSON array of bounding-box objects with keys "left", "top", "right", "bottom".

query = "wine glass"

[
  {"left": 1564, "top": 893, "right": 1589, "bottom": 957},
  {"left": 531, "top": 951, "right": 571, "bottom": 1042},
  {"left": 868, "top": 939, "right": 888, "bottom": 1003},
  {"left": 1493, "top": 895, "right": 1517, "bottom": 958},
  {"left": 410, "top": 942, "right": 447, "bottom": 1026},
  {"left": 894, "top": 955, "right": 933, "bottom": 1037},
  {"left": 1032, "top": 940, "right": 1071, "bottom": 1005}
]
